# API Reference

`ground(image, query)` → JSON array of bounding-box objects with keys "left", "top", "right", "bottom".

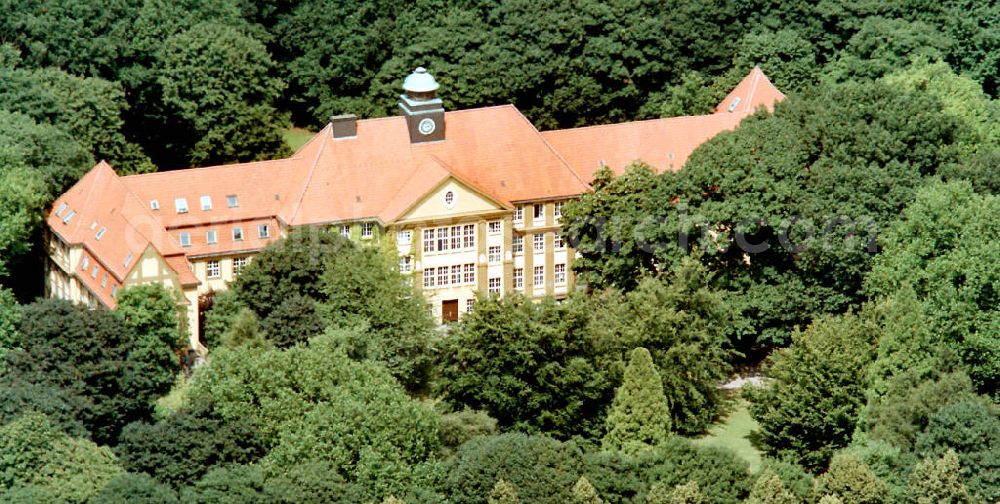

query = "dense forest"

[{"left": 0, "top": 0, "right": 998, "bottom": 502}]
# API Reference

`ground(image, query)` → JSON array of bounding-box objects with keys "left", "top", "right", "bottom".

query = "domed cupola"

[{"left": 399, "top": 67, "right": 446, "bottom": 143}]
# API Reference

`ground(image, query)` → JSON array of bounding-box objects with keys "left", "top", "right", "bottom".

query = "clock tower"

[{"left": 399, "top": 67, "right": 446, "bottom": 143}]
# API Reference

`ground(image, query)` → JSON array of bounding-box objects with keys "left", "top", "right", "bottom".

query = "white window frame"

[
  {"left": 554, "top": 201, "right": 564, "bottom": 218},
  {"left": 233, "top": 256, "right": 250, "bottom": 275},
  {"left": 233, "top": 227, "right": 244, "bottom": 241},
  {"left": 179, "top": 232, "right": 191, "bottom": 247},
  {"left": 534, "top": 265, "right": 544, "bottom": 286},
  {"left": 450, "top": 225, "right": 462, "bottom": 250},
  {"left": 554, "top": 233, "right": 564, "bottom": 249},
  {"left": 488, "top": 245, "right": 501, "bottom": 264},
  {"left": 422, "top": 229, "right": 435, "bottom": 253},
  {"left": 533, "top": 203, "right": 544, "bottom": 222},
  {"left": 150, "top": 200, "right": 159, "bottom": 211},
  {"left": 258, "top": 224, "right": 270, "bottom": 239},
  {"left": 399, "top": 256, "right": 413, "bottom": 273},
  {"left": 488, "top": 277, "right": 501, "bottom": 294},
  {"left": 451, "top": 265, "right": 462, "bottom": 285},
  {"left": 206, "top": 260, "right": 221, "bottom": 278},
  {"left": 206, "top": 230, "right": 217, "bottom": 244},
  {"left": 341, "top": 224, "right": 351, "bottom": 237},
  {"left": 361, "top": 222, "right": 374, "bottom": 239},
  {"left": 200, "top": 195, "right": 212, "bottom": 211},
  {"left": 513, "top": 206, "right": 523, "bottom": 222},
  {"left": 513, "top": 268, "right": 524, "bottom": 289},
  {"left": 462, "top": 224, "right": 475, "bottom": 249},
  {"left": 466, "top": 299, "right": 475, "bottom": 312},
  {"left": 463, "top": 263, "right": 475, "bottom": 284},
  {"left": 437, "top": 267, "right": 449, "bottom": 287},
  {"left": 555, "top": 263, "right": 566, "bottom": 284},
  {"left": 397, "top": 230, "right": 412, "bottom": 245},
  {"left": 488, "top": 220, "right": 501, "bottom": 234},
  {"left": 423, "top": 268, "right": 436, "bottom": 288},
  {"left": 436, "top": 228, "right": 449, "bottom": 252},
  {"left": 512, "top": 234, "right": 523, "bottom": 254},
  {"left": 175, "top": 198, "right": 188, "bottom": 214},
  {"left": 533, "top": 233, "right": 544, "bottom": 251},
  {"left": 226, "top": 195, "right": 239, "bottom": 208}
]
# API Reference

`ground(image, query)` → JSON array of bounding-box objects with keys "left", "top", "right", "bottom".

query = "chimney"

[
  {"left": 330, "top": 114, "right": 357, "bottom": 139},
  {"left": 399, "top": 67, "right": 445, "bottom": 143}
]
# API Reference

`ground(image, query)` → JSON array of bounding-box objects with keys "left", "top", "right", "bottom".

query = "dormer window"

[
  {"left": 63, "top": 211, "right": 75, "bottom": 224},
  {"left": 226, "top": 195, "right": 238, "bottom": 208},
  {"left": 150, "top": 200, "right": 160, "bottom": 211},
  {"left": 257, "top": 224, "right": 270, "bottom": 239},
  {"left": 95, "top": 227, "right": 107, "bottom": 240},
  {"left": 200, "top": 195, "right": 212, "bottom": 211},
  {"left": 179, "top": 232, "right": 191, "bottom": 247},
  {"left": 55, "top": 203, "right": 67, "bottom": 217},
  {"left": 175, "top": 198, "right": 189, "bottom": 213},
  {"left": 206, "top": 230, "right": 218, "bottom": 244},
  {"left": 233, "top": 227, "right": 244, "bottom": 241}
]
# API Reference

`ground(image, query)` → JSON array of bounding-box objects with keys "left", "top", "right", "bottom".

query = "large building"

[{"left": 44, "top": 67, "right": 783, "bottom": 350}]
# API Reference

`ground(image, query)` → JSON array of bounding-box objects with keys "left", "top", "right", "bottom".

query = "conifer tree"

[
  {"left": 645, "top": 482, "right": 671, "bottom": 504},
  {"left": 748, "top": 469, "right": 798, "bottom": 504},
  {"left": 814, "top": 454, "right": 889, "bottom": 504},
  {"left": 488, "top": 478, "right": 520, "bottom": 504},
  {"left": 665, "top": 481, "right": 708, "bottom": 504},
  {"left": 573, "top": 476, "right": 604, "bottom": 504},
  {"left": 904, "top": 450, "right": 971, "bottom": 504},
  {"left": 602, "top": 347, "right": 672, "bottom": 453}
]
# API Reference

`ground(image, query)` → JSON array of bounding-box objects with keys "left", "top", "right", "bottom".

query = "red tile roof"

[
  {"left": 714, "top": 66, "right": 786, "bottom": 114},
  {"left": 540, "top": 112, "right": 750, "bottom": 181},
  {"left": 540, "top": 67, "right": 786, "bottom": 182},
  {"left": 48, "top": 68, "right": 783, "bottom": 301}
]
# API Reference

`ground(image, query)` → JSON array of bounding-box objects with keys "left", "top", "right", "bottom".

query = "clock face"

[{"left": 418, "top": 118, "right": 436, "bottom": 135}]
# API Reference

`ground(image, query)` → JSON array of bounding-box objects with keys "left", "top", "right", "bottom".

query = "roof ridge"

[
  {"left": 289, "top": 124, "right": 327, "bottom": 157},
  {"left": 746, "top": 66, "right": 762, "bottom": 112},
  {"left": 510, "top": 107, "right": 593, "bottom": 191},
  {"left": 120, "top": 157, "right": 295, "bottom": 181},
  {"left": 377, "top": 155, "right": 451, "bottom": 221},
  {"left": 287, "top": 129, "right": 331, "bottom": 224}
]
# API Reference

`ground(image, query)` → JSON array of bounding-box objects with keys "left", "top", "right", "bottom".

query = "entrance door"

[{"left": 442, "top": 300, "right": 459, "bottom": 323}]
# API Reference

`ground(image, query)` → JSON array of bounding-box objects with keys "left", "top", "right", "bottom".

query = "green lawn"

[
  {"left": 283, "top": 127, "right": 314, "bottom": 152},
  {"left": 689, "top": 397, "right": 763, "bottom": 472}
]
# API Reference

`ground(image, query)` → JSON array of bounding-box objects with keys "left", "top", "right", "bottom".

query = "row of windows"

[
  {"left": 339, "top": 222, "right": 376, "bottom": 239},
  {"left": 423, "top": 264, "right": 476, "bottom": 288},
  {"left": 423, "top": 225, "right": 475, "bottom": 254},
  {"left": 511, "top": 264, "right": 567, "bottom": 288},
  {"left": 205, "top": 257, "right": 251, "bottom": 279},
  {"left": 79, "top": 255, "right": 119, "bottom": 296},
  {"left": 512, "top": 202, "right": 564, "bottom": 223},
  {"left": 511, "top": 233, "right": 564, "bottom": 254},
  {"left": 180, "top": 224, "right": 269, "bottom": 247},
  {"left": 161, "top": 195, "right": 239, "bottom": 213}
]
